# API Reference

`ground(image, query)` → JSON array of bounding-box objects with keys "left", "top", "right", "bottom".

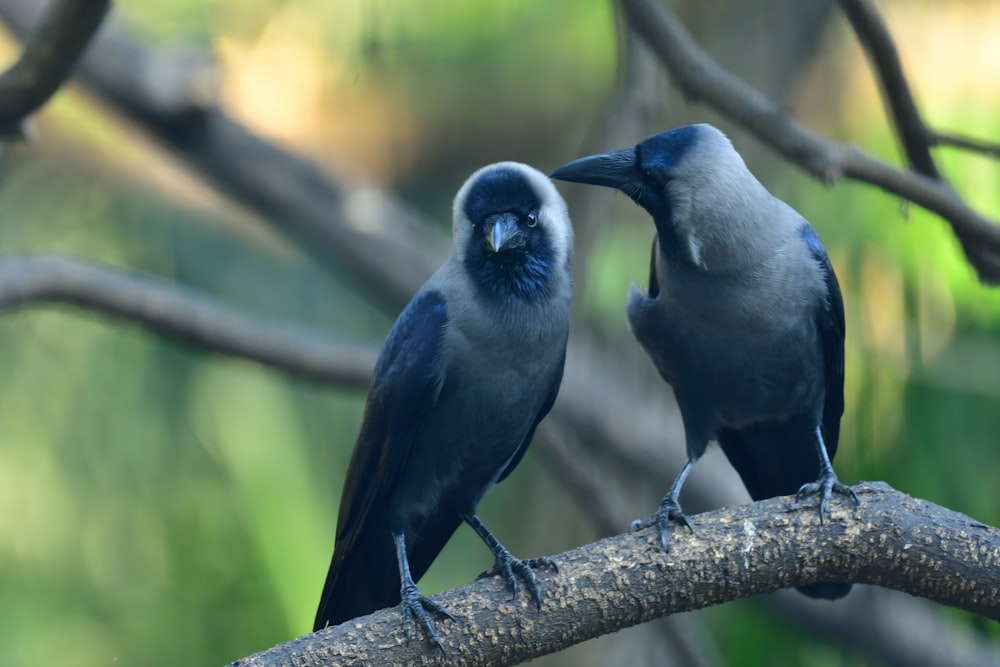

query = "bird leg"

[
  {"left": 631, "top": 457, "right": 695, "bottom": 550},
  {"left": 394, "top": 532, "right": 456, "bottom": 654},
  {"left": 464, "top": 513, "right": 557, "bottom": 611},
  {"left": 796, "top": 426, "right": 860, "bottom": 522}
]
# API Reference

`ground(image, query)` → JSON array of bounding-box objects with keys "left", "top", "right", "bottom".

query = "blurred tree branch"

[
  {"left": 0, "top": 254, "right": 376, "bottom": 387},
  {"left": 0, "top": 0, "right": 444, "bottom": 309},
  {"left": 929, "top": 130, "right": 1000, "bottom": 159},
  {"left": 0, "top": 2, "right": 998, "bottom": 667},
  {"left": 836, "top": 0, "right": 939, "bottom": 179},
  {"left": 231, "top": 483, "right": 1000, "bottom": 667},
  {"left": 0, "top": 0, "right": 108, "bottom": 136},
  {"left": 620, "top": 0, "right": 1000, "bottom": 284},
  {"left": 837, "top": 0, "right": 1000, "bottom": 164}
]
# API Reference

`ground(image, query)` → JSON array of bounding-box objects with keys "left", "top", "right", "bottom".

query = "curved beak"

[
  {"left": 550, "top": 147, "right": 638, "bottom": 191},
  {"left": 486, "top": 212, "right": 520, "bottom": 253}
]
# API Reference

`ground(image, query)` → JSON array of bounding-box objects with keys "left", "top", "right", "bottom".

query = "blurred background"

[{"left": 0, "top": 0, "right": 998, "bottom": 665}]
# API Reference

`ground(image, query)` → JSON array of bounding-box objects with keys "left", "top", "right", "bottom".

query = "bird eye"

[
  {"left": 642, "top": 166, "right": 658, "bottom": 183},
  {"left": 526, "top": 211, "right": 538, "bottom": 228}
]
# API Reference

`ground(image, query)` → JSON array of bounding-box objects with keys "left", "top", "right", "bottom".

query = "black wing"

[
  {"left": 314, "top": 289, "right": 448, "bottom": 630},
  {"left": 800, "top": 223, "right": 845, "bottom": 458}
]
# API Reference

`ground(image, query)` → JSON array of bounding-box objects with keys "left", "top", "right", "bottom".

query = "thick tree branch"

[
  {"left": 540, "top": 400, "right": 1000, "bottom": 667},
  {"left": 0, "top": 254, "right": 377, "bottom": 388},
  {"left": 230, "top": 483, "right": 1000, "bottom": 667},
  {"left": 0, "top": 0, "right": 109, "bottom": 135},
  {"left": 619, "top": 0, "right": 1000, "bottom": 284}
]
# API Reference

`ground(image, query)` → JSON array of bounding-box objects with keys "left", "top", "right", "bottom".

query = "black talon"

[
  {"left": 632, "top": 458, "right": 696, "bottom": 550},
  {"left": 632, "top": 494, "right": 693, "bottom": 550},
  {"left": 385, "top": 533, "right": 456, "bottom": 654},
  {"left": 482, "top": 549, "right": 554, "bottom": 609},
  {"left": 400, "top": 582, "right": 455, "bottom": 654},
  {"left": 796, "top": 426, "right": 860, "bottom": 523},
  {"left": 466, "top": 513, "right": 554, "bottom": 611},
  {"left": 797, "top": 471, "right": 859, "bottom": 523}
]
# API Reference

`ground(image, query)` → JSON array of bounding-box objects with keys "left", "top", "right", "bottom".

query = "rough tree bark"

[{"left": 230, "top": 483, "right": 1000, "bottom": 667}]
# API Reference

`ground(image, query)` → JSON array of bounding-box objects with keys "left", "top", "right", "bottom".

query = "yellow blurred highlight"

[
  {"left": 216, "top": 4, "right": 418, "bottom": 180},
  {"left": 0, "top": 441, "right": 79, "bottom": 567},
  {"left": 889, "top": 1, "right": 1000, "bottom": 105},
  {"left": 217, "top": 7, "right": 328, "bottom": 142},
  {"left": 0, "top": 22, "right": 22, "bottom": 72},
  {"left": 803, "top": 1, "right": 1000, "bottom": 145},
  {"left": 859, "top": 250, "right": 908, "bottom": 368},
  {"left": 853, "top": 251, "right": 909, "bottom": 461}
]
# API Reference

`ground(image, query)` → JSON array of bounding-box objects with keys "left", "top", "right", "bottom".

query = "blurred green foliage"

[{"left": 1, "top": 1, "right": 999, "bottom": 666}]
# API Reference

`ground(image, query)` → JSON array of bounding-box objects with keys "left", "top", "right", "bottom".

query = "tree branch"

[
  {"left": 619, "top": 0, "right": 1000, "bottom": 284},
  {"left": 771, "top": 586, "right": 1000, "bottom": 667},
  {"left": 0, "top": 254, "right": 377, "bottom": 388},
  {"left": 836, "top": 0, "right": 939, "bottom": 179},
  {"left": 0, "top": 0, "right": 109, "bottom": 135},
  {"left": 930, "top": 130, "right": 1000, "bottom": 159},
  {"left": 229, "top": 483, "right": 1000, "bottom": 667}
]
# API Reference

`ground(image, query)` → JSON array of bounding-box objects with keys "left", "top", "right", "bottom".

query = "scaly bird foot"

[
  {"left": 477, "top": 553, "right": 558, "bottom": 610},
  {"left": 796, "top": 471, "right": 859, "bottom": 523},
  {"left": 400, "top": 582, "right": 457, "bottom": 654},
  {"left": 630, "top": 496, "right": 693, "bottom": 550}
]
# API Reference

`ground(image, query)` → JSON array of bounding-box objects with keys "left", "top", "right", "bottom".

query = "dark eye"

[
  {"left": 526, "top": 211, "right": 538, "bottom": 228},
  {"left": 642, "top": 166, "right": 658, "bottom": 183}
]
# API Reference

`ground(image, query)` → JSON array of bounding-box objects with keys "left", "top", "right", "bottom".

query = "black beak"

[
  {"left": 550, "top": 147, "right": 638, "bottom": 191},
  {"left": 485, "top": 212, "right": 521, "bottom": 253}
]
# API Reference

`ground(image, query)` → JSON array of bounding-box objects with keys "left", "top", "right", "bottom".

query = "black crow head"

[
  {"left": 551, "top": 124, "right": 770, "bottom": 270},
  {"left": 453, "top": 162, "right": 573, "bottom": 302}
]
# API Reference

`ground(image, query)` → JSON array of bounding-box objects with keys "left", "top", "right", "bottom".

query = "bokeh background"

[{"left": 1, "top": 1, "right": 998, "bottom": 665}]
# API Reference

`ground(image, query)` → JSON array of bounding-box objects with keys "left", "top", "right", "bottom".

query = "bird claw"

[
  {"left": 796, "top": 472, "right": 859, "bottom": 523},
  {"left": 631, "top": 496, "right": 692, "bottom": 550},
  {"left": 400, "top": 583, "right": 456, "bottom": 654},
  {"left": 478, "top": 553, "right": 557, "bottom": 610}
]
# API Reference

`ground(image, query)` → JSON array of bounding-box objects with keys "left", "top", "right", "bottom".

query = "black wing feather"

[
  {"left": 801, "top": 224, "right": 845, "bottom": 458},
  {"left": 314, "top": 290, "right": 448, "bottom": 630}
]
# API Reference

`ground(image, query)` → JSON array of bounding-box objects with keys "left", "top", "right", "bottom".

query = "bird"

[
  {"left": 550, "top": 123, "right": 856, "bottom": 600},
  {"left": 313, "top": 161, "right": 574, "bottom": 649}
]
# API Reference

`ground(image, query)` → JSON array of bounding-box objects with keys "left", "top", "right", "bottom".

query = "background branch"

[
  {"left": 231, "top": 483, "right": 1000, "bottom": 667},
  {"left": 0, "top": 254, "right": 377, "bottom": 388},
  {"left": 930, "top": 130, "right": 1000, "bottom": 159},
  {"left": 0, "top": 0, "right": 108, "bottom": 135},
  {"left": 836, "top": 0, "right": 939, "bottom": 179}
]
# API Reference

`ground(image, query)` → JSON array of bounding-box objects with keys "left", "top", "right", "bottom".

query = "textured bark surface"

[{"left": 231, "top": 483, "right": 1000, "bottom": 667}]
